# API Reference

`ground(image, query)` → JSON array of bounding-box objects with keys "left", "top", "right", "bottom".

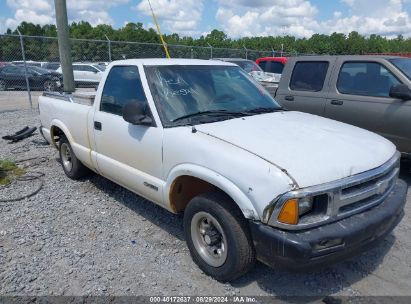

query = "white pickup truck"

[{"left": 39, "top": 59, "right": 407, "bottom": 282}]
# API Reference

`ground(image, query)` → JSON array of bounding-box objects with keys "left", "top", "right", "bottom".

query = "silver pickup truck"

[{"left": 275, "top": 55, "right": 411, "bottom": 157}]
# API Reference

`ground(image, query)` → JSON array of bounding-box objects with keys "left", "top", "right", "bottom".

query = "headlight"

[
  {"left": 276, "top": 197, "right": 313, "bottom": 225},
  {"left": 298, "top": 197, "right": 313, "bottom": 216},
  {"left": 264, "top": 193, "right": 329, "bottom": 227}
]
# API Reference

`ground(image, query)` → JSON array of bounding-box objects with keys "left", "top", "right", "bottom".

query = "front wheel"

[
  {"left": 44, "top": 80, "right": 56, "bottom": 92},
  {"left": 184, "top": 192, "right": 256, "bottom": 282}
]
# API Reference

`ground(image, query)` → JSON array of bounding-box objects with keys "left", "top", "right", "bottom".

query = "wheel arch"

[
  {"left": 50, "top": 120, "right": 74, "bottom": 149},
  {"left": 165, "top": 164, "right": 259, "bottom": 220}
]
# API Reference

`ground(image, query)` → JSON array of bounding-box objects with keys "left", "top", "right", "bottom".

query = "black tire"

[
  {"left": 43, "top": 80, "right": 56, "bottom": 92},
  {"left": 59, "top": 135, "right": 89, "bottom": 179},
  {"left": 184, "top": 192, "right": 256, "bottom": 282},
  {"left": 0, "top": 79, "right": 7, "bottom": 91}
]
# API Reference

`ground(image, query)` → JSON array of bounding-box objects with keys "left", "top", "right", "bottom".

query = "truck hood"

[{"left": 195, "top": 111, "right": 396, "bottom": 188}]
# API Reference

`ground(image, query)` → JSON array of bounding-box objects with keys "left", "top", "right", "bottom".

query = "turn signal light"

[{"left": 278, "top": 199, "right": 298, "bottom": 225}]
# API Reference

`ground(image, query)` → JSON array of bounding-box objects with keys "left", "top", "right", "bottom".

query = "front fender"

[{"left": 165, "top": 163, "right": 259, "bottom": 220}]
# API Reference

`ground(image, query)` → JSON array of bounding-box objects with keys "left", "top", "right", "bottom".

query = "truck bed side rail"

[{"left": 42, "top": 91, "right": 95, "bottom": 106}]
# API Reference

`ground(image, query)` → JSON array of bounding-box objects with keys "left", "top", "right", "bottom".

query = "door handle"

[
  {"left": 94, "top": 121, "right": 102, "bottom": 131},
  {"left": 285, "top": 95, "right": 294, "bottom": 101},
  {"left": 330, "top": 100, "right": 344, "bottom": 106}
]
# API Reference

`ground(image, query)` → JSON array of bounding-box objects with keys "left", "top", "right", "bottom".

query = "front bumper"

[{"left": 249, "top": 179, "right": 407, "bottom": 270}]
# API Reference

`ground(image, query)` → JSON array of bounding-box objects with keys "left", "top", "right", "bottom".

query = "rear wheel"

[
  {"left": 0, "top": 80, "right": 7, "bottom": 91},
  {"left": 184, "top": 192, "right": 256, "bottom": 282},
  {"left": 59, "top": 136, "right": 89, "bottom": 179}
]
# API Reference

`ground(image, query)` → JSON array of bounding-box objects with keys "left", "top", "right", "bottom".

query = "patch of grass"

[
  {"left": 0, "top": 159, "right": 26, "bottom": 185},
  {"left": 0, "top": 160, "right": 17, "bottom": 171}
]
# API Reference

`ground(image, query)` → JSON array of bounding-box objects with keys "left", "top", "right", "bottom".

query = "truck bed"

[{"left": 39, "top": 91, "right": 95, "bottom": 169}]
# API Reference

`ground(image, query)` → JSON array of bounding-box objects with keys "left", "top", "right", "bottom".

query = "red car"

[{"left": 256, "top": 57, "right": 288, "bottom": 74}]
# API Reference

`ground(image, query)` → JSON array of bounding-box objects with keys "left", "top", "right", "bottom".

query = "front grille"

[{"left": 336, "top": 164, "right": 399, "bottom": 217}]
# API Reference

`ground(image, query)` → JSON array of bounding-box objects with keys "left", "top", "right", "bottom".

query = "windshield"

[
  {"left": 145, "top": 65, "right": 282, "bottom": 127},
  {"left": 28, "top": 66, "right": 50, "bottom": 74},
  {"left": 390, "top": 58, "right": 411, "bottom": 80},
  {"left": 95, "top": 64, "right": 106, "bottom": 71},
  {"left": 229, "top": 60, "right": 263, "bottom": 73}
]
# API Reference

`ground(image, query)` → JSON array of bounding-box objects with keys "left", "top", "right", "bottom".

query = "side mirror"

[
  {"left": 389, "top": 84, "right": 411, "bottom": 101},
  {"left": 122, "top": 101, "right": 153, "bottom": 126}
]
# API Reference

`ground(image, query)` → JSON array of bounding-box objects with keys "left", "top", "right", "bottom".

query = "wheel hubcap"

[
  {"left": 61, "top": 143, "right": 73, "bottom": 172},
  {"left": 191, "top": 212, "right": 227, "bottom": 267},
  {"left": 45, "top": 81, "right": 53, "bottom": 91}
]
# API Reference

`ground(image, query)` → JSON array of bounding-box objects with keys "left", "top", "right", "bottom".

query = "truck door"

[
  {"left": 324, "top": 58, "right": 411, "bottom": 151},
  {"left": 275, "top": 58, "right": 335, "bottom": 115},
  {"left": 92, "top": 65, "right": 164, "bottom": 204}
]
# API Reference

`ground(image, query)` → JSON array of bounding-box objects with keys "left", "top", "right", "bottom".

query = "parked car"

[
  {"left": 0, "top": 65, "right": 62, "bottom": 91},
  {"left": 97, "top": 62, "right": 109, "bottom": 69},
  {"left": 256, "top": 56, "right": 288, "bottom": 75},
  {"left": 216, "top": 58, "right": 280, "bottom": 96},
  {"left": 56, "top": 63, "right": 103, "bottom": 88},
  {"left": 275, "top": 55, "right": 411, "bottom": 157},
  {"left": 39, "top": 59, "right": 407, "bottom": 282}
]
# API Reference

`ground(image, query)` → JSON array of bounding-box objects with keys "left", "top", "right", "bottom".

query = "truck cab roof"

[{"left": 110, "top": 58, "right": 237, "bottom": 67}]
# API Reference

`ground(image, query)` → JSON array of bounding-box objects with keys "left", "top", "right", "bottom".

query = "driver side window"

[{"left": 101, "top": 66, "right": 148, "bottom": 116}]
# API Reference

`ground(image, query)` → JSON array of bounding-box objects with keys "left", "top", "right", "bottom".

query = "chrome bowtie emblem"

[{"left": 377, "top": 180, "right": 389, "bottom": 195}]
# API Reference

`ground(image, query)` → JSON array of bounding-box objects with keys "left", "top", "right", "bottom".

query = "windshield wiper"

[
  {"left": 172, "top": 110, "right": 249, "bottom": 122},
  {"left": 245, "top": 107, "right": 285, "bottom": 114}
]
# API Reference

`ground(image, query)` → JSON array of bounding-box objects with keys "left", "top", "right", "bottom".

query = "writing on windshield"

[{"left": 145, "top": 65, "right": 281, "bottom": 127}]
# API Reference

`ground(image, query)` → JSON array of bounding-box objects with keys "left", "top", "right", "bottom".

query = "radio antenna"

[{"left": 147, "top": 0, "right": 170, "bottom": 58}]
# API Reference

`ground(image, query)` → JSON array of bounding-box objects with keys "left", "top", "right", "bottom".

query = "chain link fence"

[{"left": 0, "top": 34, "right": 300, "bottom": 110}]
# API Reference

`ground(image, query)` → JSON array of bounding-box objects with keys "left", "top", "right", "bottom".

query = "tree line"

[{"left": 1, "top": 21, "right": 411, "bottom": 62}]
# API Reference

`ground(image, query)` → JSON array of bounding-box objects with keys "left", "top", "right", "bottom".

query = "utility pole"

[{"left": 54, "top": 0, "right": 75, "bottom": 93}]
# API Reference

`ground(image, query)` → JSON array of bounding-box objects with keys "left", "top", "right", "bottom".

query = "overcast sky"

[{"left": 1, "top": 0, "right": 411, "bottom": 38}]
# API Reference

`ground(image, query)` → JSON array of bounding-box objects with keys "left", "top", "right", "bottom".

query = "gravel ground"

[{"left": 0, "top": 109, "right": 410, "bottom": 299}]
